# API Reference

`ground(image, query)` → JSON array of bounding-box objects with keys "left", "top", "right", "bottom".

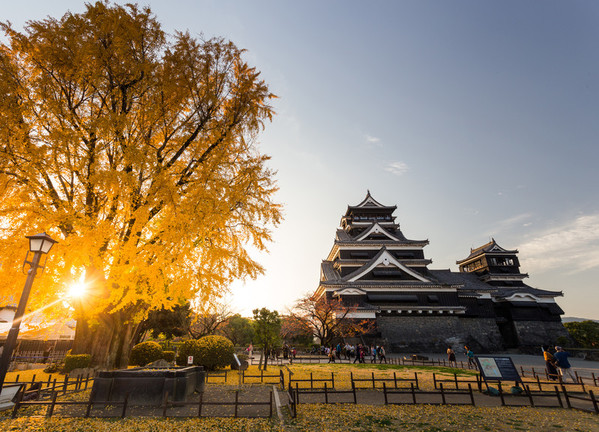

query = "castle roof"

[{"left": 456, "top": 238, "right": 519, "bottom": 264}]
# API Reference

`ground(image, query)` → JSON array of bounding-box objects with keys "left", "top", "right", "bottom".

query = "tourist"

[
  {"left": 370, "top": 345, "right": 377, "bottom": 363},
  {"left": 447, "top": 346, "right": 456, "bottom": 367},
  {"left": 328, "top": 346, "right": 336, "bottom": 363},
  {"left": 378, "top": 345, "right": 387, "bottom": 363},
  {"left": 554, "top": 346, "right": 577, "bottom": 382},
  {"left": 542, "top": 345, "right": 559, "bottom": 380},
  {"left": 465, "top": 346, "right": 476, "bottom": 369}
]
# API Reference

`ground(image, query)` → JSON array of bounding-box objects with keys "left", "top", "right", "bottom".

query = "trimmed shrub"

[
  {"left": 176, "top": 335, "right": 234, "bottom": 370},
  {"left": 129, "top": 341, "right": 164, "bottom": 366},
  {"left": 162, "top": 350, "right": 176, "bottom": 362},
  {"left": 62, "top": 354, "right": 91, "bottom": 373}
]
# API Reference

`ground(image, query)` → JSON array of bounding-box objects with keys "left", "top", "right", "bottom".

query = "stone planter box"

[{"left": 91, "top": 366, "right": 204, "bottom": 404}]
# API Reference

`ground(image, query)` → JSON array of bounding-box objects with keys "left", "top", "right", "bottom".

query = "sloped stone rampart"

[{"left": 378, "top": 316, "right": 504, "bottom": 353}]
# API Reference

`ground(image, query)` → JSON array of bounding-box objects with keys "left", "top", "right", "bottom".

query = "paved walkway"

[{"left": 390, "top": 352, "right": 599, "bottom": 376}]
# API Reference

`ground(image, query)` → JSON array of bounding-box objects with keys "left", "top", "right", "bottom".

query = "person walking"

[
  {"left": 447, "top": 346, "right": 456, "bottom": 367},
  {"left": 370, "top": 345, "right": 377, "bottom": 363},
  {"left": 328, "top": 346, "right": 336, "bottom": 363},
  {"left": 464, "top": 346, "right": 476, "bottom": 369},
  {"left": 353, "top": 344, "right": 361, "bottom": 363},
  {"left": 542, "top": 345, "right": 559, "bottom": 380},
  {"left": 554, "top": 346, "right": 576, "bottom": 382},
  {"left": 378, "top": 345, "right": 387, "bottom": 363}
]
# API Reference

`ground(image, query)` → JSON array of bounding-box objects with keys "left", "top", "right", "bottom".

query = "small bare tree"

[
  {"left": 287, "top": 293, "right": 373, "bottom": 347},
  {"left": 188, "top": 301, "right": 234, "bottom": 339}
]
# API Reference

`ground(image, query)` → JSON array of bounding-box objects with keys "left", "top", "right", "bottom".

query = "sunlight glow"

[{"left": 67, "top": 275, "right": 87, "bottom": 298}]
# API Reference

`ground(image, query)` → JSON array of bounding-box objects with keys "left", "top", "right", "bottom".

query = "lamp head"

[{"left": 26, "top": 232, "right": 57, "bottom": 254}]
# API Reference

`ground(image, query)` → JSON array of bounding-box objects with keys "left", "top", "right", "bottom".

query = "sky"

[{"left": 3, "top": 1, "right": 599, "bottom": 320}]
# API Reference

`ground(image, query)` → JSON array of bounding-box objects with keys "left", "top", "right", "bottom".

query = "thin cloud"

[
  {"left": 385, "top": 161, "right": 409, "bottom": 176},
  {"left": 364, "top": 134, "right": 381, "bottom": 145},
  {"left": 519, "top": 214, "right": 599, "bottom": 274},
  {"left": 498, "top": 213, "right": 532, "bottom": 229}
]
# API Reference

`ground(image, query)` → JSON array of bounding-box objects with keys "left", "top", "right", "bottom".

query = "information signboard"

[
  {"left": 187, "top": 355, "right": 193, "bottom": 365},
  {"left": 475, "top": 356, "right": 521, "bottom": 382}
]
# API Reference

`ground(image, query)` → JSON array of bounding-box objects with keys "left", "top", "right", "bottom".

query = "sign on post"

[
  {"left": 475, "top": 356, "right": 521, "bottom": 382},
  {"left": 187, "top": 355, "right": 193, "bottom": 365}
]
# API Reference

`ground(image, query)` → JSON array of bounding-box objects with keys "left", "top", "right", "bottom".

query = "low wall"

[{"left": 91, "top": 365, "right": 205, "bottom": 404}]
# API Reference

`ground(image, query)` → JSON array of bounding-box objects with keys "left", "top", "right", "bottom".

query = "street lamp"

[{"left": 0, "top": 232, "right": 57, "bottom": 393}]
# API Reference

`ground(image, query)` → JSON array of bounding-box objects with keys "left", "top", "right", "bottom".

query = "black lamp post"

[{"left": 0, "top": 232, "right": 57, "bottom": 393}]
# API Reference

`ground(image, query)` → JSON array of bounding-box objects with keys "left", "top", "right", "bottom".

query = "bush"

[
  {"left": 162, "top": 350, "right": 176, "bottom": 362},
  {"left": 176, "top": 335, "right": 234, "bottom": 370},
  {"left": 62, "top": 354, "right": 91, "bottom": 373},
  {"left": 129, "top": 341, "right": 164, "bottom": 366}
]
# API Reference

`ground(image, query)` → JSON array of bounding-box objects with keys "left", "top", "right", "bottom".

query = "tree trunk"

[
  {"left": 71, "top": 309, "right": 140, "bottom": 369},
  {"left": 258, "top": 350, "right": 264, "bottom": 371}
]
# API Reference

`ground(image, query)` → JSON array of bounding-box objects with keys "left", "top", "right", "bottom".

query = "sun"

[{"left": 68, "top": 280, "right": 87, "bottom": 298}]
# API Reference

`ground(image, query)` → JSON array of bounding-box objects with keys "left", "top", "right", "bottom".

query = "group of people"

[
  {"left": 323, "top": 343, "right": 386, "bottom": 363},
  {"left": 542, "top": 345, "right": 576, "bottom": 382},
  {"left": 446, "top": 345, "right": 477, "bottom": 369}
]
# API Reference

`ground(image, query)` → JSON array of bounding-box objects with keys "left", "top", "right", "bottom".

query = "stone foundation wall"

[
  {"left": 377, "top": 316, "right": 504, "bottom": 353},
  {"left": 512, "top": 320, "right": 571, "bottom": 352}
]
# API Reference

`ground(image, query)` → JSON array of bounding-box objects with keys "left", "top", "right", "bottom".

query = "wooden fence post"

[
  {"left": 468, "top": 383, "right": 475, "bottom": 406},
  {"left": 11, "top": 388, "right": 24, "bottom": 419},
  {"left": 234, "top": 390, "right": 239, "bottom": 418},
  {"left": 554, "top": 385, "right": 563, "bottom": 408},
  {"left": 383, "top": 382, "right": 388, "bottom": 405},
  {"left": 352, "top": 381, "right": 357, "bottom": 404},
  {"left": 85, "top": 386, "right": 96, "bottom": 418},
  {"left": 440, "top": 383, "right": 446, "bottom": 405},
  {"left": 47, "top": 391, "right": 58, "bottom": 418},
  {"left": 589, "top": 390, "right": 598, "bottom": 414},
  {"left": 525, "top": 385, "right": 535, "bottom": 407},
  {"left": 410, "top": 382, "right": 416, "bottom": 404},
  {"left": 497, "top": 382, "right": 505, "bottom": 407},
  {"left": 324, "top": 382, "right": 328, "bottom": 404},
  {"left": 561, "top": 385, "right": 572, "bottom": 409}
]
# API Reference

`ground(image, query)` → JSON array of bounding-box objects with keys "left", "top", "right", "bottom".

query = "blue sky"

[{"left": 4, "top": 1, "right": 599, "bottom": 319}]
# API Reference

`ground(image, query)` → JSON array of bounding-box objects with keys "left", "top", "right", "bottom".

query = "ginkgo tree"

[{"left": 0, "top": 2, "right": 281, "bottom": 368}]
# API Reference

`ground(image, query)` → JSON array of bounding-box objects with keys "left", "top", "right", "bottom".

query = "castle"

[{"left": 315, "top": 192, "right": 569, "bottom": 352}]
